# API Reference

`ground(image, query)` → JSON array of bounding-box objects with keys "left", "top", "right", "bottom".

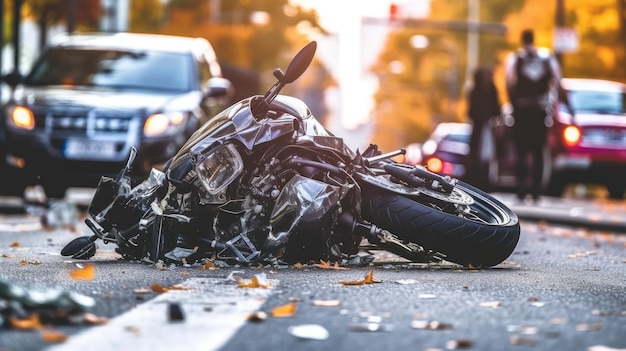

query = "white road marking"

[{"left": 47, "top": 277, "right": 275, "bottom": 351}]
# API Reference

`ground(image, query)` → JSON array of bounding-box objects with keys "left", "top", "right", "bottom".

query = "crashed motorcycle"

[{"left": 61, "top": 41, "right": 520, "bottom": 268}]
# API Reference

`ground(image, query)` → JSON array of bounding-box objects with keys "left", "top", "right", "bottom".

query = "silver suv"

[{"left": 1, "top": 33, "right": 232, "bottom": 198}]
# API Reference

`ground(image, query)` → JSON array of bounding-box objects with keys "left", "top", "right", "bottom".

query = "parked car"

[
  {"left": 420, "top": 122, "right": 471, "bottom": 180},
  {"left": 1, "top": 32, "right": 232, "bottom": 198},
  {"left": 543, "top": 78, "right": 626, "bottom": 199}
]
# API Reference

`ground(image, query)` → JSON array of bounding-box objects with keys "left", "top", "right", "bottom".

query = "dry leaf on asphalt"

[
  {"left": 69, "top": 264, "right": 95, "bottom": 280},
  {"left": 340, "top": 271, "right": 381, "bottom": 285},
  {"left": 270, "top": 302, "right": 297, "bottom": 317},
  {"left": 41, "top": 329, "right": 68, "bottom": 343},
  {"left": 150, "top": 283, "right": 192, "bottom": 293},
  {"left": 82, "top": 313, "right": 109, "bottom": 325},
  {"left": 236, "top": 273, "right": 272, "bottom": 288},
  {"left": 315, "top": 259, "right": 348, "bottom": 270},
  {"left": 9, "top": 314, "right": 42, "bottom": 330}
]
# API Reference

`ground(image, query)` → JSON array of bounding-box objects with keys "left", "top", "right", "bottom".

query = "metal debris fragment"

[{"left": 288, "top": 324, "right": 330, "bottom": 340}]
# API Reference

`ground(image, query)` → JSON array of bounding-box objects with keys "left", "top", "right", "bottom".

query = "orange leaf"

[
  {"left": 82, "top": 313, "right": 109, "bottom": 325},
  {"left": 270, "top": 302, "right": 297, "bottom": 317},
  {"left": 150, "top": 283, "right": 192, "bottom": 293},
  {"left": 236, "top": 273, "right": 272, "bottom": 289},
  {"left": 10, "top": 242, "right": 20, "bottom": 247},
  {"left": 315, "top": 259, "right": 348, "bottom": 270},
  {"left": 9, "top": 314, "right": 42, "bottom": 330},
  {"left": 41, "top": 329, "right": 68, "bottom": 343},
  {"left": 340, "top": 271, "right": 381, "bottom": 285},
  {"left": 69, "top": 264, "right": 95, "bottom": 280}
]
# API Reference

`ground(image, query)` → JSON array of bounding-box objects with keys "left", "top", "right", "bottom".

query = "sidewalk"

[{"left": 494, "top": 193, "right": 626, "bottom": 233}]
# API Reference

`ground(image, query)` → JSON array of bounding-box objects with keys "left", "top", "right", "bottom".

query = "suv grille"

[{"left": 47, "top": 111, "right": 134, "bottom": 134}]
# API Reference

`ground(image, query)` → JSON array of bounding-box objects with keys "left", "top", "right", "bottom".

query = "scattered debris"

[
  {"left": 576, "top": 323, "right": 603, "bottom": 331},
  {"left": 0, "top": 279, "right": 96, "bottom": 330},
  {"left": 349, "top": 322, "right": 393, "bottom": 332},
  {"left": 445, "top": 339, "right": 473, "bottom": 349},
  {"left": 509, "top": 335, "right": 538, "bottom": 346},
  {"left": 288, "top": 324, "right": 330, "bottom": 340},
  {"left": 411, "top": 320, "right": 452, "bottom": 330},
  {"left": 313, "top": 300, "right": 341, "bottom": 307},
  {"left": 167, "top": 302, "right": 185, "bottom": 322},
  {"left": 396, "top": 279, "right": 419, "bottom": 285},
  {"left": 247, "top": 311, "right": 268, "bottom": 322},
  {"left": 40, "top": 200, "right": 78, "bottom": 230},
  {"left": 479, "top": 301, "right": 501, "bottom": 308}
]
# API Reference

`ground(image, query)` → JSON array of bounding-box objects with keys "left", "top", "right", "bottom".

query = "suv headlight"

[
  {"left": 144, "top": 111, "right": 187, "bottom": 137},
  {"left": 195, "top": 143, "right": 244, "bottom": 194},
  {"left": 8, "top": 106, "right": 35, "bottom": 130}
]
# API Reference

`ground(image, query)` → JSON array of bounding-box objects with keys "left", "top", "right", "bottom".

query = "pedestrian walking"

[
  {"left": 466, "top": 66, "right": 500, "bottom": 189},
  {"left": 505, "top": 29, "right": 562, "bottom": 203}
]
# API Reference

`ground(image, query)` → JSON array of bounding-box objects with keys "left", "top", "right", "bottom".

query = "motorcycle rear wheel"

[{"left": 361, "top": 181, "right": 520, "bottom": 268}]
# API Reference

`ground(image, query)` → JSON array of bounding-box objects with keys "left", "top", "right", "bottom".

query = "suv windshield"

[
  {"left": 568, "top": 90, "right": 626, "bottom": 114},
  {"left": 26, "top": 48, "right": 193, "bottom": 92}
]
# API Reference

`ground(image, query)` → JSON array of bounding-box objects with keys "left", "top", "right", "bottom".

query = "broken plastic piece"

[{"left": 288, "top": 324, "right": 330, "bottom": 340}]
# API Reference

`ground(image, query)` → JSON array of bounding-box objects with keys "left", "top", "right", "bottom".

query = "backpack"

[{"left": 512, "top": 48, "right": 553, "bottom": 108}]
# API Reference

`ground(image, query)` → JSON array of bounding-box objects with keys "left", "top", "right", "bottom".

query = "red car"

[{"left": 545, "top": 78, "right": 626, "bottom": 199}]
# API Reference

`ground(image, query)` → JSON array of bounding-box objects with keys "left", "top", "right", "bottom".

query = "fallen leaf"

[
  {"left": 69, "top": 264, "right": 95, "bottom": 280},
  {"left": 10, "top": 242, "right": 20, "bottom": 247},
  {"left": 315, "top": 259, "right": 348, "bottom": 270},
  {"left": 198, "top": 261, "right": 217, "bottom": 270},
  {"left": 270, "top": 302, "right": 297, "bottom": 317},
  {"left": 82, "top": 313, "right": 109, "bottom": 325},
  {"left": 41, "top": 329, "right": 68, "bottom": 343},
  {"left": 340, "top": 271, "right": 381, "bottom": 285},
  {"left": 150, "top": 283, "right": 192, "bottom": 293},
  {"left": 236, "top": 273, "right": 272, "bottom": 289},
  {"left": 2, "top": 254, "right": 15, "bottom": 258},
  {"left": 9, "top": 314, "right": 42, "bottom": 330},
  {"left": 313, "top": 300, "right": 341, "bottom": 307},
  {"left": 291, "top": 263, "right": 304, "bottom": 269}
]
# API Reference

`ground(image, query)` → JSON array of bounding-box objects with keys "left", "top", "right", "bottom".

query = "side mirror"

[
  {"left": 2, "top": 72, "right": 24, "bottom": 87},
  {"left": 205, "top": 77, "right": 233, "bottom": 98}
]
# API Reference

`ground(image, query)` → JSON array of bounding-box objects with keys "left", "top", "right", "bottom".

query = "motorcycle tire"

[{"left": 361, "top": 181, "right": 520, "bottom": 268}]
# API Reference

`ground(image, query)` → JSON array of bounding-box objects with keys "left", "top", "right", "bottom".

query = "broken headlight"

[{"left": 195, "top": 143, "right": 243, "bottom": 194}]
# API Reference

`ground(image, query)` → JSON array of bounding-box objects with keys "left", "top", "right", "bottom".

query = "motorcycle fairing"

[{"left": 264, "top": 174, "right": 343, "bottom": 261}]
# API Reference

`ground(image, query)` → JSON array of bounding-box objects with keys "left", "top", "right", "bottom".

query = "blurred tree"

[
  {"left": 129, "top": 0, "right": 163, "bottom": 33},
  {"left": 503, "top": 0, "right": 626, "bottom": 82},
  {"left": 161, "top": 0, "right": 326, "bottom": 73},
  {"left": 369, "top": 0, "right": 519, "bottom": 153}
]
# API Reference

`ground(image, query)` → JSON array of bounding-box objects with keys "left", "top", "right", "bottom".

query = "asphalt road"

[{"left": 0, "top": 193, "right": 624, "bottom": 351}]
